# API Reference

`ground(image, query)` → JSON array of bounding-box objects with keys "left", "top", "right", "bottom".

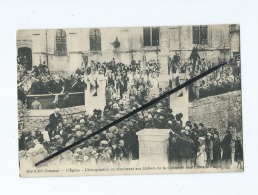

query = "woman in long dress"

[{"left": 196, "top": 137, "right": 207, "bottom": 168}]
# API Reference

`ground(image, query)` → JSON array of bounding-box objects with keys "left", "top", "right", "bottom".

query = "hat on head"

[
  {"left": 207, "top": 133, "right": 212, "bottom": 136},
  {"left": 122, "top": 126, "right": 129, "bottom": 132},
  {"left": 85, "top": 130, "right": 93, "bottom": 137},
  {"left": 80, "top": 119, "right": 85, "bottom": 124},
  {"left": 54, "top": 135, "right": 61, "bottom": 140},
  {"left": 159, "top": 116, "right": 165, "bottom": 120},
  {"left": 167, "top": 121, "right": 172, "bottom": 125},
  {"left": 109, "top": 126, "right": 118, "bottom": 133},
  {"left": 119, "top": 140, "right": 124, "bottom": 146},
  {"left": 157, "top": 103, "right": 163, "bottom": 109},
  {"left": 147, "top": 114, "right": 153, "bottom": 119},
  {"left": 114, "top": 114, "right": 122, "bottom": 119},
  {"left": 106, "top": 132, "right": 115, "bottom": 140},
  {"left": 127, "top": 121, "right": 133, "bottom": 127},
  {"left": 89, "top": 121, "right": 95, "bottom": 127},
  {"left": 92, "top": 134, "right": 100, "bottom": 142},
  {"left": 100, "top": 140, "right": 108, "bottom": 145},
  {"left": 82, "top": 147, "right": 90, "bottom": 156},
  {"left": 75, "top": 125, "right": 81, "bottom": 130},
  {"left": 126, "top": 109, "right": 133, "bottom": 113},
  {"left": 199, "top": 123, "right": 204, "bottom": 127},
  {"left": 81, "top": 127, "right": 87, "bottom": 131},
  {"left": 99, "top": 118, "right": 105, "bottom": 123},
  {"left": 91, "top": 150, "right": 99, "bottom": 157},
  {"left": 185, "top": 126, "right": 190, "bottom": 131},
  {"left": 75, "top": 148, "right": 82, "bottom": 155},
  {"left": 118, "top": 129, "right": 124, "bottom": 135},
  {"left": 113, "top": 103, "right": 119, "bottom": 109},
  {"left": 198, "top": 137, "right": 205, "bottom": 141},
  {"left": 76, "top": 131, "right": 82, "bottom": 137}
]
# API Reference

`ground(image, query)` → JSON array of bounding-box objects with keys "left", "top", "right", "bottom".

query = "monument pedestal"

[
  {"left": 170, "top": 73, "right": 189, "bottom": 124},
  {"left": 84, "top": 74, "right": 107, "bottom": 115},
  {"left": 136, "top": 129, "right": 170, "bottom": 166}
]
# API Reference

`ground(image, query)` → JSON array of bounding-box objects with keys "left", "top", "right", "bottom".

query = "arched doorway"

[{"left": 18, "top": 47, "right": 32, "bottom": 70}]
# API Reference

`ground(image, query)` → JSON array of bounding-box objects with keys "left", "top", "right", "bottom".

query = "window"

[
  {"left": 192, "top": 25, "right": 208, "bottom": 44},
  {"left": 143, "top": 27, "right": 159, "bottom": 46},
  {"left": 55, "top": 29, "right": 67, "bottom": 55},
  {"left": 89, "top": 28, "right": 101, "bottom": 51}
]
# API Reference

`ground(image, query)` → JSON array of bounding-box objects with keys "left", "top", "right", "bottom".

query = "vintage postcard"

[{"left": 17, "top": 24, "right": 242, "bottom": 177}]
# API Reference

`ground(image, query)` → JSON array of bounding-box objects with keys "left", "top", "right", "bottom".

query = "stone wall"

[
  {"left": 188, "top": 91, "right": 242, "bottom": 137},
  {"left": 21, "top": 105, "right": 86, "bottom": 131}
]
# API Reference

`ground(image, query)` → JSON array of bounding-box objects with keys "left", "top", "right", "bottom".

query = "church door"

[{"left": 18, "top": 47, "right": 32, "bottom": 71}]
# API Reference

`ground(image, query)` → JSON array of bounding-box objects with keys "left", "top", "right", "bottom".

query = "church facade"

[{"left": 16, "top": 24, "right": 240, "bottom": 74}]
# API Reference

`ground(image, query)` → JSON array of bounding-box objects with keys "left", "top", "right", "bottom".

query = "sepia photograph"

[{"left": 17, "top": 24, "right": 242, "bottom": 177}]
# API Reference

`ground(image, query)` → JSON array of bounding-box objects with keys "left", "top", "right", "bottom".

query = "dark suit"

[
  {"left": 212, "top": 137, "right": 221, "bottom": 168},
  {"left": 221, "top": 133, "right": 232, "bottom": 168},
  {"left": 46, "top": 113, "right": 62, "bottom": 132}
]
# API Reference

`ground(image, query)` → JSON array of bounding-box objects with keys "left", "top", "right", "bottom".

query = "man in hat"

[
  {"left": 205, "top": 132, "right": 213, "bottom": 168},
  {"left": 171, "top": 129, "right": 194, "bottom": 169},
  {"left": 212, "top": 131, "right": 221, "bottom": 168},
  {"left": 171, "top": 119, "right": 181, "bottom": 134},
  {"left": 46, "top": 108, "right": 63, "bottom": 133},
  {"left": 92, "top": 134, "right": 100, "bottom": 147},
  {"left": 118, "top": 140, "right": 129, "bottom": 163},
  {"left": 110, "top": 140, "right": 123, "bottom": 164},
  {"left": 221, "top": 129, "right": 233, "bottom": 169},
  {"left": 234, "top": 135, "right": 243, "bottom": 169}
]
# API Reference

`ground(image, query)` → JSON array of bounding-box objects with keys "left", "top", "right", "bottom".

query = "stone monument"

[
  {"left": 136, "top": 129, "right": 170, "bottom": 166},
  {"left": 170, "top": 73, "right": 189, "bottom": 124},
  {"left": 84, "top": 70, "right": 107, "bottom": 115}
]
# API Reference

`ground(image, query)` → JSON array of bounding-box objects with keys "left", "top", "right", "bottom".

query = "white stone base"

[{"left": 136, "top": 129, "right": 170, "bottom": 166}]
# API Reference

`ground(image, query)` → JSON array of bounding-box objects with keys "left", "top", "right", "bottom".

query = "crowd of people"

[
  {"left": 17, "top": 61, "right": 86, "bottom": 95},
  {"left": 18, "top": 55, "right": 242, "bottom": 169},
  {"left": 18, "top": 52, "right": 241, "bottom": 108},
  {"left": 167, "top": 52, "right": 241, "bottom": 101},
  {"left": 17, "top": 58, "right": 162, "bottom": 108},
  {"left": 18, "top": 103, "right": 243, "bottom": 169}
]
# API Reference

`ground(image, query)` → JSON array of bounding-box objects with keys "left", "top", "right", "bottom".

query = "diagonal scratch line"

[{"left": 35, "top": 62, "right": 226, "bottom": 166}]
